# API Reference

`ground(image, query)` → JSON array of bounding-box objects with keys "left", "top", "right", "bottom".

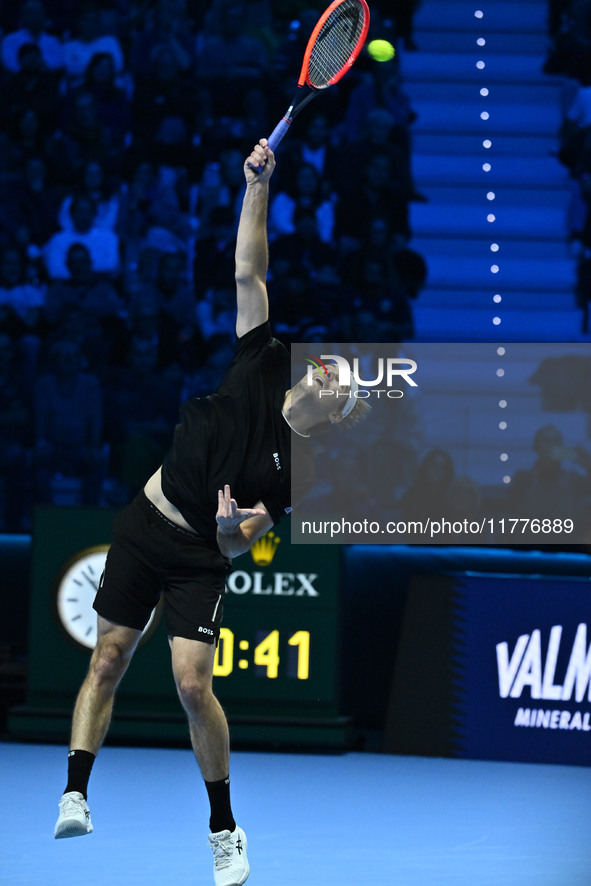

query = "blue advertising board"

[
  {"left": 385, "top": 569, "right": 591, "bottom": 767},
  {"left": 453, "top": 575, "right": 591, "bottom": 766}
]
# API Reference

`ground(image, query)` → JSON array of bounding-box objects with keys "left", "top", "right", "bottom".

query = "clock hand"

[{"left": 81, "top": 570, "right": 100, "bottom": 591}]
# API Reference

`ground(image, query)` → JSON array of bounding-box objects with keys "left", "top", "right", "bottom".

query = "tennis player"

[{"left": 53, "top": 139, "right": 366, "bottom": 886}]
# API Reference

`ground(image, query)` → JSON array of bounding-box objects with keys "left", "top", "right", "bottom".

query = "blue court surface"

[{"left": 1, "top": 742, "right": 590, "bottom": 886}]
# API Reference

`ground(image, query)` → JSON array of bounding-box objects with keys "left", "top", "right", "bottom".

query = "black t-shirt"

[{"left": 161, "top": 321, "right": 313, "bottom": 543}]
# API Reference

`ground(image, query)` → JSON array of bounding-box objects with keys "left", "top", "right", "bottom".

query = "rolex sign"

[{"left": 226, "top": 531, "right": 323, "bottom": 599}]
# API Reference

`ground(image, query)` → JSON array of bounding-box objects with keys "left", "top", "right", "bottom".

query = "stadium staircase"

[{"left": 398, "top": 0, "right": 587, "bottom": 342}]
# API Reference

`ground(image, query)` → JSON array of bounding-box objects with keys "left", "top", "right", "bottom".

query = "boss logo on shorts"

[
  {"left": 198, "top": 626, "right": 215, "bottom": 636},
  {"left": 272, "top": 451, "right": 281, "bottom": 471}
]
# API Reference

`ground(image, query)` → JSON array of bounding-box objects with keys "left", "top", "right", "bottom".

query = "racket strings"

[{"left": 308, "top": 0, "right": 367, "bottom": 87}]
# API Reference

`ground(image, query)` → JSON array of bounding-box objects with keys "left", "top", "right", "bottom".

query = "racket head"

[{"left": 298, "top": 0, "right": 370, "bottom": 90}]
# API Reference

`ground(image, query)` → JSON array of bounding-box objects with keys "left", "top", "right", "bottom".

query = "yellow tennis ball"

[{"left": 367, "top": 39, "right": 396, "bottom": 62}]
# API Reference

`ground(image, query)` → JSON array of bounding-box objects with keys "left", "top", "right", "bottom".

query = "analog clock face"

[{"left": 55, "top": 546, "right": 159, "bottom": 650}]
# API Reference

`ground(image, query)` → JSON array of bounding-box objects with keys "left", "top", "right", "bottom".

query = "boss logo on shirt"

[{"left": 272, "top": 451, "right": 281, "bottom": 471}]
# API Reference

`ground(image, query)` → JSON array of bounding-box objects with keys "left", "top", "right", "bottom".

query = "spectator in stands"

[
  {"left": 76, "top": 52, "right": 132, "bottom": 149},
  {"left": 400, "top": 448, "right": 455, "bottom": 523},
  {"left": 529, "top": 353, "right": 590, "bottom": 412},
  {"left": 203, "top": 0, "right": 275, "bottom": 41},
  {"left": 193, "top": 204, "right": 236, "bottom": 301},
  {"left": 340, "top": 215, "right": 398, "bottom": 276},
  {"left": 43, "top": 193, "right": 120, "bottom": 279},
  {"left": 335, "top": 152, "right": 411, "bottom": 252},
  {"left": 269, "top": 161, "right": 335, "bottom": 244},
  {"left": 138, "top": 184, "right": 192, "bottom": 279},
  {"left": 117, "top": 158, "right": 159, "bottom": 240},
  {"left": 353, "top": 105, "right": 420, "bottom": 197},
  {"left": 132, "top": 42, "right": 198, "bottom": 157},
  {"left": 45, "top": 242, "right": 127, "bottom": 371},
  {"left": 341, "top": 251, "right": 416, "bottom": 340},
  {"left": 1, "top": 0, "right": 63, "bottom": 73},
  {"left": 33, "top": 338, "right": 105, "bottom": 506},
  {"left": 271, "top": 7, "right": 325, "bottom": 84},
  {"left": 178, "top": 329, "right": 236, "bottom": 402},
  {"left": 195, "top": 1, "right": 269, "bottom": 120},
  {"left": 58, "top": 160, "right": 121, "bottom": 233},
  {"left": 506, "top": 423, "right": 591, "bottom": 522},
  {"left": 4, "top": 42, "right": 62, "bottom": 130},
  {"left": 343, "top": 62, "right": 423, "bottom": 196},
  {"left": 278, "top": 112, "right": 341, "bottom": 191},
  {"left": 273, "top": 206, "right": 338, "bottom": 276},
  {"left": 0, "top": 157, "right": 62, "bottom": 251},
  {"left": 270, "top": 265, "right": 334, "bottom": 344},
  {"left": 0, "top": 122, "right": 23, "bottom": 190},
  {"left": 544, "top": 0, "right": 591, "bottom": 83},
  {"left": 117, "top": 157, "right": 163, "bottom": 295},
  {"left": 62, "top": 4, "right": 125, "bottom": 88},
  {"left": 149, "top": 115, "right": 205, "bottom": 187},
  {"left": 389, "top": 0, "right": 421, "bottom": 51},
  {"left": 197, "top": 146, "right": 246, "bottom": 238},
  {"left": 7, "top": 108, "right": 51, "bottom": 174},
  {"left": 128, "top": 0, "right": 195, "bottom": 83},
  {"left": 270, "top": 207, "right": 341, "bottom": 341},
  {"left": 348, "top": 54, "right": 416, "bottom": 125},
  {"left": 0, "top": 332, "right": 33, "bottom": 530},
  {"left": 103, "top": 334, "right": 181, "bottom": 498},
  {"left": 0, "top": 245, "right": 46, "bottom": 387},
  {"left": 557, "top": 83, "right": 591, "bottom": 174},
  {"left": 194, "top": 282, "right": 236, "bottom": 347},
  {"left": 49, "top": 90, "right": 123, "bottom": 183},
  {"left": 546, "top": 0, "right": 571, "bottom": 49},
  {"left": 127, "top": 250, "right": 201, "bottom": 370},
  {"left": 392, "top": 244, "right": 427, "bottom": 302},
  {"left": 337, "top": 212, "right": 426, "bottom": 338},
  {"left": 0, "top": 246, "right": 45, "bottom": 336}
]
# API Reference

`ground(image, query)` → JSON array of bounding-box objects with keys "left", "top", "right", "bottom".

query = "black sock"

[
  {"left": 64, "top": 749, "right": 96, "bottom": 800},
  {"left": 205, "top": 776, "right": 236, "bottom": 834}
]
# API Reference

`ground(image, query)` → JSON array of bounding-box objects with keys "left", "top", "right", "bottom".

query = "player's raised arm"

[{"left": 234, "top": 139, "right": 276, "bottom": 338}]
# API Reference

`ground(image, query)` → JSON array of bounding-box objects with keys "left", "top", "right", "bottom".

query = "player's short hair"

[
  {"left": 338, "top": 396, "right": 371, "bottom": 430},
  {"left": 312, "top": 396, "right": 371, "bottom": 435}
]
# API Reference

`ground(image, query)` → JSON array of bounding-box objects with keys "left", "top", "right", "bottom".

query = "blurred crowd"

[
  {"left": 548, "top": 0, "right": 591, "bottom": 332},
  {"left": 0, "top": 0, "right": 427, "bottom": 530}
]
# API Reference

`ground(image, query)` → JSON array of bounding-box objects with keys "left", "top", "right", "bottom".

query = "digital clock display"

[
  {"left": 211, "top": 609, "right": 332, "bottom": 705},
  {"left": 214, "top": 628, "right": 310, "bottom": 679},
  {"left": 213, "top": 612, "right": 338, "bottom": 706}
]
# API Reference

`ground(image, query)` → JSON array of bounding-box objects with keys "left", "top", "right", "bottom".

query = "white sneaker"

[
  {"left": 54, "top": 791, "right": 93, "bottom": 838},
  {"left": 208, "top": 826, "right": 249, "bottom": 886}
]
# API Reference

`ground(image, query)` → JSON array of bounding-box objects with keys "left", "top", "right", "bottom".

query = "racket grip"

[
  {"left": 268, "top": 117, "right": 292, "bottom": 153},
  {"left": 254, "top": 118, "right": 292, "bottom": 172}
]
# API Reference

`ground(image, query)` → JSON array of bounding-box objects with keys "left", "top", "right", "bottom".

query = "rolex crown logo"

[{"left": 250, "top": 531, "right": 280, "bottom": 566}]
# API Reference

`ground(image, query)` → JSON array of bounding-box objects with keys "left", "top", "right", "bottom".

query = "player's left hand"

[
  {"left": 244, "top": 139, "right": 276, "bottom": 184},
  {"left": 216, "top": 484, "right": 266, "bottom": 533}
]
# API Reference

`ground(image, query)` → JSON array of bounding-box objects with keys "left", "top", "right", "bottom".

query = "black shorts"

[{"left": 93, "top": 492, "right": 230, "bottom": 644}]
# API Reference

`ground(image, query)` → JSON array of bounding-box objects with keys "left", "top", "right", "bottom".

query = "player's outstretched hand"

[
  {"left": 216, "top": 484, "right": 266, "bottom": 534},
  {"left": 244, "top": 139, "right": 276, "bottom": 184}
]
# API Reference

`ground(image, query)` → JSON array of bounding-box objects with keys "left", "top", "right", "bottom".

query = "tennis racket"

[{"left": 256, "top": 0, "right": 370, "bottom": 170}]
